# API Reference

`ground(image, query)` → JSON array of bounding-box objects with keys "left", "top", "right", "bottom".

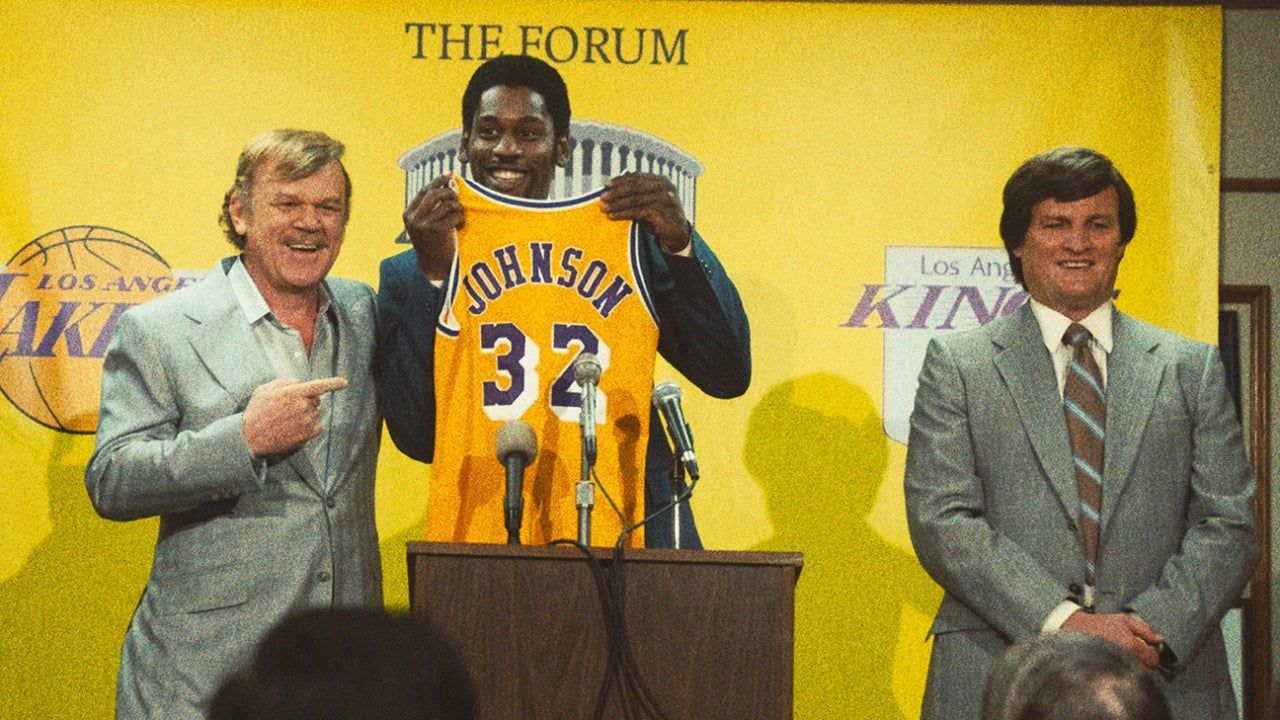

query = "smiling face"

[
  {"left": 1014, "top": 187, "right": 1126, "bottom": 321},
  {"left": 461, "top": 85, "right": 568, "bottom": 200},
  {"left": 230, "top": 158, "right": 347, "bottom": 305}
]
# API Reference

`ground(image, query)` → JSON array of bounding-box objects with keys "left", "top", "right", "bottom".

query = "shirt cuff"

[
  {"left": 664, "top": 240, "right": 694, "bottom": 258},
  {"left": 658, "top": 223, "right": 695, "bottom": 258},
  {"left": 1042, "top": 600, "right": 1083, "bottom": 632}
]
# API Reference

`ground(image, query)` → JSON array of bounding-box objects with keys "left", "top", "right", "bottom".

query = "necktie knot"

[{"left": 1063, "top": 323, "right": 1092, "bottom": 349}]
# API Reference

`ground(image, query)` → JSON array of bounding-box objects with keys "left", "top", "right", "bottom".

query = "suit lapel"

[
  {"left": 186, "top": 262, "right": 321, "bottom": 492},
  {"left": 326, "top": 281, "right": 355, "bottom": 494},
  {"left": 186, "top": 269, "right": 274, "bottom": 402},
  {"left": 993, "top": 305, "right": 1079, "bottom": 523},
  {"left": 1100, "top": 309, "right": 1163, "bottom": 532}
]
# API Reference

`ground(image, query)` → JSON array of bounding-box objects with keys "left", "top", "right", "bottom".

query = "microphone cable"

[
  {"left": 550, "top": 535, "right": 667, "bottom": 720},
  {"left": 549, "top": 470, "right": 696, "bottom": 719}
]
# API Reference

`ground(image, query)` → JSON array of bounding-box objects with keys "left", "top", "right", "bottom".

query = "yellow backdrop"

[{"left": 0, "top": 1, "right": 1220, "bottom": 717}]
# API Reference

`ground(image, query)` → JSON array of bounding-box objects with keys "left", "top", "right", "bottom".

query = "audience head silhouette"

[
  {"left": 981, "top": 631, "right": 1171, "bottom": 720},
  {"left": 208, "top": 607, "right": 474, "bottom": 720}
]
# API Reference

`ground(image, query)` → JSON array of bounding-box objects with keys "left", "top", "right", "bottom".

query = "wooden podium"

[{"left": 407, "top": 542, "right": 803, "bottom": 720}]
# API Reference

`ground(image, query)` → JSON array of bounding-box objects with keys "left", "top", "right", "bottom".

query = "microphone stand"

[
  {"left": 577, "top": 444, "right": 594, "bottom": 546},
  {"left": 670, "top": 456, "right": 686, "bottom": 549},
  {"left": 577, "top": 397, "right": 596, "bottom": 546}
]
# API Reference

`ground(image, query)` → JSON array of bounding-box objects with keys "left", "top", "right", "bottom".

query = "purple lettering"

[
  {"left": 88, "top": 303, "right": 135, "bottom": 357},
  {"left": 906, "top": 285, "right": 947, "bottom": 329},
  {"left": 35, "top": 301, "right": 111, "bottom": 357},
  {"left": 463, "top": 277, "right": 486, "bottom": 315},
  {"left": 576, "top": 260, "right": 606, "bottom": 299},
  {"left": 493, "top": 244, "right": 527, "bottom": 289},
  {"left": 840, "top": 284, "right": 912, "bottom": 329},
  {"left": 557, "top": 248, "right": 582, "bottom": 288},
  {"left": 0, "top": 272, "right": 25, "bottom": 301},
  {"left": 591, "top": 276, "right": 634, "bottom": 318},
  {"left": 470, "top": 262, "right": 502, "bottom": 301},
  {"left": 0, "top": 300, "right": 40, "bottom": 360},
  {"left": 938, "top": 287, "right": 1011, "bottom": 330},
  {"left": 529, "top": 242, "right": 553, "bottom": 283}
]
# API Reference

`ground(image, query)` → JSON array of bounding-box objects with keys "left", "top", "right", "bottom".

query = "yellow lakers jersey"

[{"left": 428, "top": 175, "right": 661, "bottom": 546}]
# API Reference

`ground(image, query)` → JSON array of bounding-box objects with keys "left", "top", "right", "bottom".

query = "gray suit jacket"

[
  {"left": 905, "top": 303, "right": 1257, "bottom": 720},
  {"left": 85, "top": 260, "right": 382, "bottom": 720}
]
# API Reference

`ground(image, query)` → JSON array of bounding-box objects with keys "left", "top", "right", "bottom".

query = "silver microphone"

[
  {"left": 574, "top": 353, "right": 602, "bottom": 466},
  {"left": 652, "top": 381, "right": 699, "bottom": 479}
]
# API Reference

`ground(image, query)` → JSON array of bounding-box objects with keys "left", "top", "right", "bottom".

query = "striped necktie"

[{"left": 1063, "top": 323, "right": 1105, "bottom": 590}]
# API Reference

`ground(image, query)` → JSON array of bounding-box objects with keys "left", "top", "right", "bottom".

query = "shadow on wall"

[
  {"left": 0, "top": 427, "right": 156, "bottom": 719},
  {"left": 747, "top": 373, "right": 940, "bottom": 720}
]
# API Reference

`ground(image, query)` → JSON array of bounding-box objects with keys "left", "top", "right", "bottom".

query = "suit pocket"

[{"left": 152, "top": 561, "right": 249, "bottom": 616}]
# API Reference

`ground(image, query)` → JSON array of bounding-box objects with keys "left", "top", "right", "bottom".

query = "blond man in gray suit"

[
  {"left": 905, "top": 147, "right": 1257, "bottom": 720},
  {"left": 86, "top": 129, "right": 382, "bottom": 720}
]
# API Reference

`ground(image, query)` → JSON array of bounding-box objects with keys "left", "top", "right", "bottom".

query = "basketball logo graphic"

[{"left": 0, "top": 226, "right": 180, "bottom": 433}]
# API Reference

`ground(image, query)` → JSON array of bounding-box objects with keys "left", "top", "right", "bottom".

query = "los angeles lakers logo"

[{"left": 0, "top": 226, "right": 189, "bottom": 433}]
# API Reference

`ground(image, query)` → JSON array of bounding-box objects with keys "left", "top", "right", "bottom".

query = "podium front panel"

[{"left": 408, "top": 542, "right": 802, "bottom": 720}]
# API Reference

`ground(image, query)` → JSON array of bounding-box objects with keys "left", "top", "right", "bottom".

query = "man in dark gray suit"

[
  {"left": 86, "top": 129, "right": 382, "bottom": 720},
  {"left": 905, "top": 147, "right": 1258, "bottom": 720}
]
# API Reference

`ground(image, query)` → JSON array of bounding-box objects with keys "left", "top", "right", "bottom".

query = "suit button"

[
  {"left": 1069, "top": 583, "right": 1083, "bottom": 595},
  {"left": 326, "top": 497, "right": 336, "bottom": 509},
  {"left": 1067, "top": 521, "right": 1077, "bottom": 532},
  {"left": 318, "top": 570, "right": 332, "bottom": 582}
]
